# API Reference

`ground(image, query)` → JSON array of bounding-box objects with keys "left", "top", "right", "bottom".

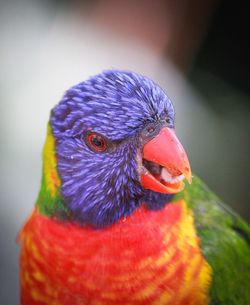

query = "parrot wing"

[{"left": 174, "top": 176, "right": 250, "bottom": 305}]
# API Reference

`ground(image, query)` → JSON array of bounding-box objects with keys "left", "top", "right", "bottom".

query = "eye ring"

[{"left": 84, "top": 131, "right": 108, "bottom": 152}]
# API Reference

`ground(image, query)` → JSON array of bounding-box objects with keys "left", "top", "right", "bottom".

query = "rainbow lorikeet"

[{"left": 19, "top": 70, "right": 250, "bottom": 305}]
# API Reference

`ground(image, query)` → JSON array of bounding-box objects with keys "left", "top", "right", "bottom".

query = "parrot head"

[{"left": 39, "top": 70, "right": 192, "bottom": 227}]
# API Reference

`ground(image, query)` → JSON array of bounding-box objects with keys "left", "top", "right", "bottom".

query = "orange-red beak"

[{"left": 141, "top": 127, "right": 192, "bottom": 194}]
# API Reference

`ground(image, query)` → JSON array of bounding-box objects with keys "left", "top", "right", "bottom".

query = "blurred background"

[{"left": 0, "top": 0, "right": 249, "bottom": 304}]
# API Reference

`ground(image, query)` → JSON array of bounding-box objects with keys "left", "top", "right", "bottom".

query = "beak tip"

[
  {"left": 183, "top": 163, "right": 192, "bottom": 184},
  {"left": 186, "top": 174, "right": 193, "bottom": 184}
]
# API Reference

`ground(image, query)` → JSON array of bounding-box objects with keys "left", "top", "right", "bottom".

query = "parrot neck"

[
  {"left": 37, "top": 124, "right": 173, "bottom": 226},
  {"left": 37, "top": 125, "right": 70, "bottom": 218}
]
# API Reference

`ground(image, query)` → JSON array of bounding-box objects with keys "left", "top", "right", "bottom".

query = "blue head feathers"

[{"left": 49, "top": 70, "right": 175, "bottom": 227}]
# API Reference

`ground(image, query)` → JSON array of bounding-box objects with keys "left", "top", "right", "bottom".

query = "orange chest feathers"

[{"left": 19, "top": 200, "right": 212, "bottom": 305}]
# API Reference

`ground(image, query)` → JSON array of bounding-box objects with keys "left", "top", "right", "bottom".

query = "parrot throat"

[{"left": 37, "top": 125, "right": 173, "bottom": 225}]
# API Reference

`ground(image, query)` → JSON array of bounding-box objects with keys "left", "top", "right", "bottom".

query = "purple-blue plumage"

[{"left": 50, "top": 70, "right": 175, "bottom": 227}]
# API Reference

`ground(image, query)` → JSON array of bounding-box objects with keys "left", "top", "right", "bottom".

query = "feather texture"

[{"left": 19, "top": 200, "right": 211, "bottom": 305}]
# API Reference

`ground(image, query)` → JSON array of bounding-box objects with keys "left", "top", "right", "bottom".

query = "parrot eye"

[{"left": 85, "top": 132, "right": 108, "bottom": 152}]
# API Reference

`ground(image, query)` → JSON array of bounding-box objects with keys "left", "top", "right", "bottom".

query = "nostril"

[{"left": 147, "top": 127, "right": 155, "bottom": 133}]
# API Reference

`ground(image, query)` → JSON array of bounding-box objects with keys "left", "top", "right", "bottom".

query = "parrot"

[{"left": 19, "top": 70, "right": 250, "bottom": 305}]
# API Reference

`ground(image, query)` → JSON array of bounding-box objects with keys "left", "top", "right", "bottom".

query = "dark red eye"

[{"left": 86, "top": 132, "right": 107, "bottom": 152}]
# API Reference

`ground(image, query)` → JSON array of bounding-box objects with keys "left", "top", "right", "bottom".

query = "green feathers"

[
  {"left": 37, "top": 124, "right": 69, "bottom": 217},
  {"left": 175, "top": 177, "right": 250, "bottom": 304}
]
